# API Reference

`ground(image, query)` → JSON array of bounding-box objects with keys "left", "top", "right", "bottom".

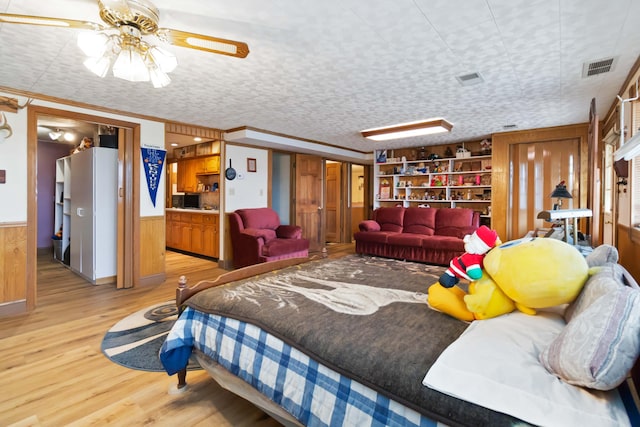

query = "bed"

[{"left": 159, "top": 254, "right": 640, "bottom": 427}]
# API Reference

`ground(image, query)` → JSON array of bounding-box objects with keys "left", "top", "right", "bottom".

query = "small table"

[{"left": 536, "top": 208, "right": 593, "bottom": 244}]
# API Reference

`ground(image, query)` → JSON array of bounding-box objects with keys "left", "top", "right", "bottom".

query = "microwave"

[{"left": 183, "top": 194, "right": 200, "bottom": 209}]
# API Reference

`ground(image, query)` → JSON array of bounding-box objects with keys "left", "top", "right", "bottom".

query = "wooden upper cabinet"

[
  {"left": 195, "top": 155, "right": 220, "bottom": 174},
  {"left": 177, "top": 155, "right": 220, "bottom": 192}
]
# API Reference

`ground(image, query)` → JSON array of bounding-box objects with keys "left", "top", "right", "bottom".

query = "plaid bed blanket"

[{"left": 160, "top": 307, "right": 440, "bottom": 427}]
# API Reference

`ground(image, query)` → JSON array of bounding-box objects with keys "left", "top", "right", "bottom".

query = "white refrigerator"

[{"left": 70, "top": 147, "right": 118, "bottom": 284}]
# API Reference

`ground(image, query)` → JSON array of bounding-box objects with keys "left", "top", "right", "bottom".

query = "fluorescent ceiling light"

[
  {"left": 614, "top": 133, "right": 640, "bottom": 161},
  {"left": 361, "top": 118, "right": 453, "bottom": 141}
]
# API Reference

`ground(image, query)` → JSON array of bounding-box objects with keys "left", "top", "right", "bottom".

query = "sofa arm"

[
  {"left": 359, "top": 220, "right": 381, "bottom": 232},
  {"left": 242, "top": 228, "right": 276, "bottom": 243},
  {"left": 276, "top": 225, "right": 302, "bottom": 239}
]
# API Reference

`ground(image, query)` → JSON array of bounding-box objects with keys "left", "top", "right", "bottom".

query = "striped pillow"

[{"left": 539, "top": 286, "right": 640, "bottom": 390}]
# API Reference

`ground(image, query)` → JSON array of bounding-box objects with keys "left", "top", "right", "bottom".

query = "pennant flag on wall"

[{"left": 141, "top": 147, "right": 166, "bottom": 207}]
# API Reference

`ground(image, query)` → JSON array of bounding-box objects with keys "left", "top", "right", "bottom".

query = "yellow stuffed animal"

[{"left": 428, "top": 237, "right": 589, "bottom": 321}]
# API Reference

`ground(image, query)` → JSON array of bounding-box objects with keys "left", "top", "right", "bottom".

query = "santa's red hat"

[{"left": 475, "top": 225, "right": 499, "bottom": 252}]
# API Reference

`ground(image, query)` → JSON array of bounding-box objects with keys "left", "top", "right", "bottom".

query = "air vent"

[
  {"left": 456, "top": 72, "right": 484, "bottom": 86},
  {"left": 582, "top": 57, "right": 617, "bottom": 78},
  {"left": 503, "top": 124, "right": 517, "bottom": 129}
]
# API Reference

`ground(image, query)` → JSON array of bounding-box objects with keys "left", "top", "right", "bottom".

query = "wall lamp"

[{"left": 361, "top": 118, "right": 453, "bottom": 141}]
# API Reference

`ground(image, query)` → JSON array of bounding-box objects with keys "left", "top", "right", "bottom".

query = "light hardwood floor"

[{"left": 1, "top": 244, "right": 355, "bottom": 426}]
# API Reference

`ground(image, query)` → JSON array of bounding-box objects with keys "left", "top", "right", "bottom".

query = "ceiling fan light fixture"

[
  {"left": 83, "top": 55, "right": 111, "bottom": 78},
  {"left": 77, "top": 31, "right": 111, "bottom": 57},
  {"left": 112, "top": 44, "right": 149, "bottom": 82},
  {"left": 149, "top": 66, "right": 171, "bottom": 88},
  {"left": 361, "top": 118, "right": 453, "bottom": 141},
  {"left": 148, "top": 45, "right": 177, "bottom": 73}
]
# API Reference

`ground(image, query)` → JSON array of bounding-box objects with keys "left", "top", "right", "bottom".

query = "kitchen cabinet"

[
  {"left": 166, "top": 210, "right": 219, "bottom": 258},
  {"left": 177, "top": 155, "right": 220, "bottom": 192}
]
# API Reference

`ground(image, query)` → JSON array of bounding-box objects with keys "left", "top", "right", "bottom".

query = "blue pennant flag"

[{"left": 141, "top": 147, "right": 166, "bottom": 207}]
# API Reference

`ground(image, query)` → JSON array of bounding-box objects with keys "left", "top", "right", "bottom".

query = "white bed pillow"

[{"left": 422, "top": 312, "right": 630, "bottom": 427}]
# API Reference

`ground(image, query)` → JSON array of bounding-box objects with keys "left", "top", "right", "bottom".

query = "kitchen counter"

[{"left": 166, "top": 208, "right": 220, "bottom": 214}]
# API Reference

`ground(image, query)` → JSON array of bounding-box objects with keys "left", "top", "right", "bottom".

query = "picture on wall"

[{"left": 247, "top": 158, "right": 257, "bottom": 172}]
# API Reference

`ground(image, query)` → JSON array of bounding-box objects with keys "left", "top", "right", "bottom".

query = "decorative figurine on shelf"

[
  {"left": 418, "top": 146, "right": 427, "bottom": 160},
  {"left": 480, "top": 138, "right": 492, "bottom": 154},
  {"left": 71, "top": 137, "right": 93, "bottom": 154},
  {"left": 428, "top": 153, "right": 440, "bottom": 160},
  {"left": 444, "top": 146, "right": 454, "bottom": 158}
]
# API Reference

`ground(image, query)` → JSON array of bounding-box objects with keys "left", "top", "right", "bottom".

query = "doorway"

[{"left": 29, "top": 106, "right": 138, "bottom": 310}]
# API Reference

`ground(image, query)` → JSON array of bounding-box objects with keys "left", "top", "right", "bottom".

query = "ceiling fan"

[{"left": 0, "top": 0, "right": 250, "bottom": 87}]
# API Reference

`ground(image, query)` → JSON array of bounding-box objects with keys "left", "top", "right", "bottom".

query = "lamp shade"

[{"left": 550, "top": 181, "right": 572, "bottom": 199}]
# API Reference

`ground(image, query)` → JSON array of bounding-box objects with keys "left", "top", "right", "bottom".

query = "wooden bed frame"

[{"left": 171, "top": 255, "right": 640, "bottom": 425}]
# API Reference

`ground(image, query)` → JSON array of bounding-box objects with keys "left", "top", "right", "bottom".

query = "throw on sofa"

[
  {"left": 354, "top": 207, "right": 480, "bottom": 265},
  {"left": 229, "top": 207, "right": 310, "bottom": 269}
]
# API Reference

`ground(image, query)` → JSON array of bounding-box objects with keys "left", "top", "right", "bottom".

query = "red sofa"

[
  {"left": 354, "top": 207, "right": 480, "bottom": 265},
  {"left": 229, "top": 208, "right": 310, "bottom": 269}
]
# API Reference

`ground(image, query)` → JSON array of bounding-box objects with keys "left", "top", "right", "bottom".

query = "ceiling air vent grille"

[
  {"left": 456, "top": 72, "right": 484, "bottom": 86},
  {"left": 582, "top": 57, "right": 617, "bottom": 78}
]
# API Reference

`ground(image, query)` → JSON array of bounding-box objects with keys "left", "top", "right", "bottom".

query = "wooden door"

[
  {"left": 295, "top": 154, "right": 324, "bottom": 253},
  {"left": 325, "top": 162, "right": 340, "bottom": 243},
  {"left": 509, "top": 138, "right": 581, "bottom": 239}
]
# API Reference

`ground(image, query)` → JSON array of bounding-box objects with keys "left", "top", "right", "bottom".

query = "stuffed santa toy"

[{"left": 439, "top": 225, "right": 500, "bottom": 288}]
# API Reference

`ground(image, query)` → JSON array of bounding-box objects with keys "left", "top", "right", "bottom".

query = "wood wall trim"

[
  {"left": 0, "top": 222, "right": 27, "bottom": 228},
  {"left": 165, "top": 122, "right": 222, "bottom": 139},
  {"left": 1, "top": 86, "right": 168, "bottom": 126}
]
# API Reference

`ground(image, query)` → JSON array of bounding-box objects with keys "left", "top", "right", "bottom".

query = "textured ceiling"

[{"left": 1, "top": 0, "right": 639, "bottom": 154}]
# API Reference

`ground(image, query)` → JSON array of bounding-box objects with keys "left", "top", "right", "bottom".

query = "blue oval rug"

[{"left": 101, "top": 301, "right": 200, "bottom": 372}]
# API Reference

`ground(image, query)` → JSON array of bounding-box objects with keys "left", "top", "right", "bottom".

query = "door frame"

[{"left": 28, "top": 105, "right": 139, "bottom": 306}]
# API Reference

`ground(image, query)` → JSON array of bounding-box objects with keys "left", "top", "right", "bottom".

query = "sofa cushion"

[
  {"left": 403, "top": 207, "right": 436, "bottom": 236},
  {"left": 353, "top": 231, "right": 394, "bottom": 244},
  {"left": 387, "top": 234, "right": 424, "bottom": 247},
  {"left": 237, "top": 208, "right": 281, "bottom": 230},
  {"left": 263, "top": 238, "right": 309, "bottom": 257},
  {"left": 435, "top": 208, "right": 477, "bottom": 238},
  {"left": 373, "top": 207, "right": 405, "bottom": 232},
  {"left": 421, "top": 235, "right": 465, "bottom": 252}
]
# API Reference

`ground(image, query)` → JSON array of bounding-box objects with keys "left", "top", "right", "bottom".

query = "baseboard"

[
  {"left": 0, "top": 300, "right": 27, "bottom": 316},
  {"left": 138, "top": 272, "right": 167, "bottom": 287}
]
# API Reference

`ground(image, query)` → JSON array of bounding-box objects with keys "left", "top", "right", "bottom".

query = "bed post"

[{"left": 176, "top": 275, "right": 188, "bottom": 390}]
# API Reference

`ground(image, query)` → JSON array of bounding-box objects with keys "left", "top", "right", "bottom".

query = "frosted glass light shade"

[
  {"left": 149, "top": 67, "right": 171, "bottom": 88},
  {"left": 148, "top": 46, "right": 177, "bottom": 73},
  {"left": 77, "top": 32, "right": 110, "bottom": 57},
  {"left": 113, "top": 47, "right": 149, "bottom": 82},
  {"left": 83, "top": 56, "right": 111, "bottom": 78}
]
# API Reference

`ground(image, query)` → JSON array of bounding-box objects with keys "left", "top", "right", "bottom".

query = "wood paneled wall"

[
  {"left": 138, "top": 216, "right": 166, "bottom": 285},
  {"left": 492, "top": 124, "right": 589, "bottom": 241},
  {"left": 0, "top": 223, "right": 28, "bottom": 315},
  {"left": 617, "top": 225, "right": 640, "bottom": 281}
]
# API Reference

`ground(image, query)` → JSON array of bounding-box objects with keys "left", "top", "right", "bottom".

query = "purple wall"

[{"left": 37, "top": 142, "right": 72, "bottom": 249}]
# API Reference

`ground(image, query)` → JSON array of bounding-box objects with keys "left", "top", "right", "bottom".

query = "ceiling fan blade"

[
  {"left": 0, "top": 12, "right": 105, "bottom": 31},
  {"left": 158, "top": 28, "right": 249, "bottom": 58}
]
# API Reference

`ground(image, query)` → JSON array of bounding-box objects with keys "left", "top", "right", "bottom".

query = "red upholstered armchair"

[{"left": 229, "top": 208, "right": 310, "bottom": 269}]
